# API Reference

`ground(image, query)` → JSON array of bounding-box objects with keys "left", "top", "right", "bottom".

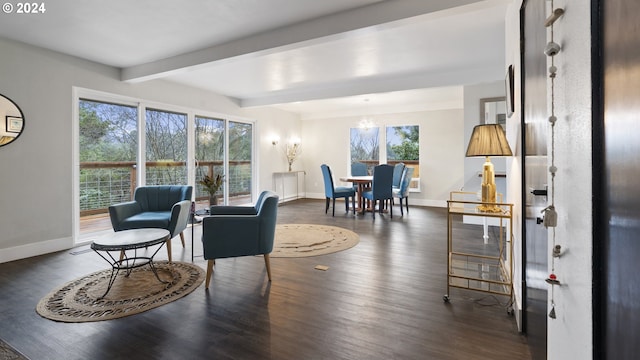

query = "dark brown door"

[{"left": 596, "top": 0, "right": 640, "bottom": 357}]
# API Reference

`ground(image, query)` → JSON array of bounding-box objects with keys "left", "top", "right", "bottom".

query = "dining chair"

[
  {"left": 351, "top": 162, "right": 368, "bottom": 176},
  {"left": 350, "top": 161, "right": 369, "bottom": 203},
  {"left": 393, "top": 167, "right": 414, "bottom": 216},
  {"left": 392, "top": 162, "right": 406, "bottom": 190},
  {"left": 321, "top": 164, "right": 356, "bottom": 216},
  {"left": 361, "top": 164, "right": 394, "bottom": 219}
]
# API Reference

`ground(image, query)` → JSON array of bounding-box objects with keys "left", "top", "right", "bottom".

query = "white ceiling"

[{"left": 0, "top": 0, "right": 509, "bottom": 117}]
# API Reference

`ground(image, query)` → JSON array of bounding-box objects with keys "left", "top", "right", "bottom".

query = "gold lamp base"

[{"left": 477, "top": 156, "right": 502, "bottom": 213}]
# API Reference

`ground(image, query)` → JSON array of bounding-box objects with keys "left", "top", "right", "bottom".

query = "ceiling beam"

[
  {"left": 239, "top": 64, "right": 504, "bottom": 107},
  {"left": 121, "top": 0, "right": 494, "bottom": 83}
]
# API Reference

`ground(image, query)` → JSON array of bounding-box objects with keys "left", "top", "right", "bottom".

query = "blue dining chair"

[
  {"left": 361, "top": 164, "right": 394, "bottom": 219},
  {"left": 350, "top": 161, "right": 369, "bottom": 194},
  {"left": 321, "top": 164, "right": 356, "bottom": 216},
  {"left": 351, "top": 162, "right": 368, "bottom": 176},
  {"left": 392, "top": 162, "right": 406, "bottom": 190},
  {"left": 393, "top": 167, "right": 414, "bottom": 216}
]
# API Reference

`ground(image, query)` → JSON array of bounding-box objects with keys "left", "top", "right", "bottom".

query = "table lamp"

[{"left": 465, "top": 124, "right": 513, "bottom": 212}]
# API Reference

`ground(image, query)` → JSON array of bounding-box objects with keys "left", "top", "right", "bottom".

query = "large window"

[
  {"left": 145, "top": 108, "right": 188, "bottom": 185},
  {"left": 350, "top": 124, "right": 420, "bottom": 190},
  {"left": 386, "top": 125, "right": 420, "bottom": 190},
  {"left": 350, "top": 127, "right": 380, "bottom": 174}
]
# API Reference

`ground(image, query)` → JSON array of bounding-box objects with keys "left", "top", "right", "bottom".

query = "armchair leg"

[
  {"left": 205, "top": 259, "right": 214, "bottom": 289},
  {"left": 325, "top": 198, "right": 330, "bottom": 214},
  {"left": 179, "top": 232, "right": 185, "bottom": 247},
  {"left": 264, "top": 254, "right": 272, "bottom": 281},
  {"left": 166, "top": 238, "right": 172, "bottom": 263}
]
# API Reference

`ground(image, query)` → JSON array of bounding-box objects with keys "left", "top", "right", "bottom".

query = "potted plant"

[{"left": 199, "top": 173, "right": 224, "bottom": 206}]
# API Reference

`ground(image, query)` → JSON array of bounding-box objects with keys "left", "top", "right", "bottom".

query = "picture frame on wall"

[
  {"left": 6, "top": 116, "right": 23, "bottom": 133},
  {"left": 505, "top": 65, "right": 514, "bottom": 117}
]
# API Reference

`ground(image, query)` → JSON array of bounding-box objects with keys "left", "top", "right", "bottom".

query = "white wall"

[
  {"left": 301, "top": 109, "right": 465, "bottom": 207},
  {"left": 545, "top": 0, "right": 593, "bottom": 358},
  {"left": 0, "top": 37, "right": 299, "bottom": 262}
]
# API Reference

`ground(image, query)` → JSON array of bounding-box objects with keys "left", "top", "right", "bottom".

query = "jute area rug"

[
  {"left": 36, "top": 261, "right": 204, "bottom": 323},
  {"left": 272, "top": 224, "right": 359, "bottom": 257}
]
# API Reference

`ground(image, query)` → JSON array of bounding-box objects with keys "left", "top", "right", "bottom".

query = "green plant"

[{"left": 199, "top": 173, "right": 224, "bottom": 195}]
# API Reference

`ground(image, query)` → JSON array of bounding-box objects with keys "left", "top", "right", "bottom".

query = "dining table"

[{"left": 339, "top": 175, "right": 373, "bottom": 213}]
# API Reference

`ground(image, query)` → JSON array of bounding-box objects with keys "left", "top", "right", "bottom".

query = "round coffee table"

[{"left": 91, "top": 228, "right": 171, "bottom": 299}]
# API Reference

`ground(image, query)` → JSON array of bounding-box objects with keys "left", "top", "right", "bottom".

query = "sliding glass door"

[
  {"left": 228, "top": 121, "right": 253, "bottom": 205},
  {"left": 75, "top": 90, "right": 255, "bottom": 241},
  {"left": 145, "top": 108, "right": 188, "bottom": 185},
  {"left": 195, "top": 116, "right": 225, "bottom": 203}
]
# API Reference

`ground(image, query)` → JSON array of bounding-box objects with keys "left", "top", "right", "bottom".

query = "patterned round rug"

[
  {"left": 272, "top": 224, "right": 359, "bottom": 257},
  {"left": 36, "top": 261, "right": 204, "bottom": 323}
]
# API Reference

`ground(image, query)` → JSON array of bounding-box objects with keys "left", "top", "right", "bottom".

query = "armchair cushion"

[{"left": 207, "top": 190, "right": 268, "bottom": 216}]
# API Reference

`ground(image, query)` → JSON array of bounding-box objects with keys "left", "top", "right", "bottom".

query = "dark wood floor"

[{"left": 0, "top": 199, "right": 531, "bottom": 360}]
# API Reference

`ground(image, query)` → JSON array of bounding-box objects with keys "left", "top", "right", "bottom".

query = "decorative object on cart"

[
  {"left": 0, "top": 93, "right": 25, "bottom": 147},
  {"left": 465, "top": 124, "right": 513, "bottom": 212},
  {"left": 284, "top": 138, "right": 301, "bottom": 171},
  {"left": 35, "top": 261, "right": 204, "bottom": 323},
  {"left": 199, "top": 173, "right": 224, "bottom": 206}
]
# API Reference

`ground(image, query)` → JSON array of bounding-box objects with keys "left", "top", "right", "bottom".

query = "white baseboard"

[{"left": 0, "top": 236, "right": 73, "bottom": 264}]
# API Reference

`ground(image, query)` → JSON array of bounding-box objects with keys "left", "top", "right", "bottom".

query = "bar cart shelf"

[{"left": 444, "top": 191, "right": 513, "bottom": 303}]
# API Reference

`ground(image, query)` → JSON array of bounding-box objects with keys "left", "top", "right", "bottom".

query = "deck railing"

[{"left": 79, "top": 160, "right": 250, "bottom": 216}]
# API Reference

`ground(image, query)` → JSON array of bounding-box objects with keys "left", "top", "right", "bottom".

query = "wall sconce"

[
  {"left": 271, "top": 135, "right": 280, "bottom": 146},
  {"left": 465, "top": 124, "right": 513, "bottom": 212}
]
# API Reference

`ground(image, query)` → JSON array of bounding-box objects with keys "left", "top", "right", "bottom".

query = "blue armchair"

[
  {"left": 362, "top": 164, "right": 394, "bottom": 219},
  {"left": 393, "top": 167, "right": 414, "bottom": 216},
  {"left": 321, "top": 164, "right": 356, "bottom": 216},
  {"left": 108, "top": 185, "right": 193, "bottom": 262},
  {"left": 201, "top": 190, "right": 279, "bottom": 289}
]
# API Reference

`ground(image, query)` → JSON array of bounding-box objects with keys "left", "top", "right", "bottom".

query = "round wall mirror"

[{"left": 0, "top": 93, "right": 25, "bottom": 146}]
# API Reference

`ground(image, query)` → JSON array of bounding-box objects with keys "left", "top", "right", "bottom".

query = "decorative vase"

[
  {"left": 288, "top": 161, "right": 293, "bottom": 172},
  {"left": 209, "top": 195, "right": 218, "bottom": 207}
]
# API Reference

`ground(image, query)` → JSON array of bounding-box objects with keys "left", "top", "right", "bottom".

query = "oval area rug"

[
  {"left": 36, "top": 261, "right": 204, "bottom": 323},
  {"left": 272, "top": 224, "right": 359, "bottom": 257}
]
